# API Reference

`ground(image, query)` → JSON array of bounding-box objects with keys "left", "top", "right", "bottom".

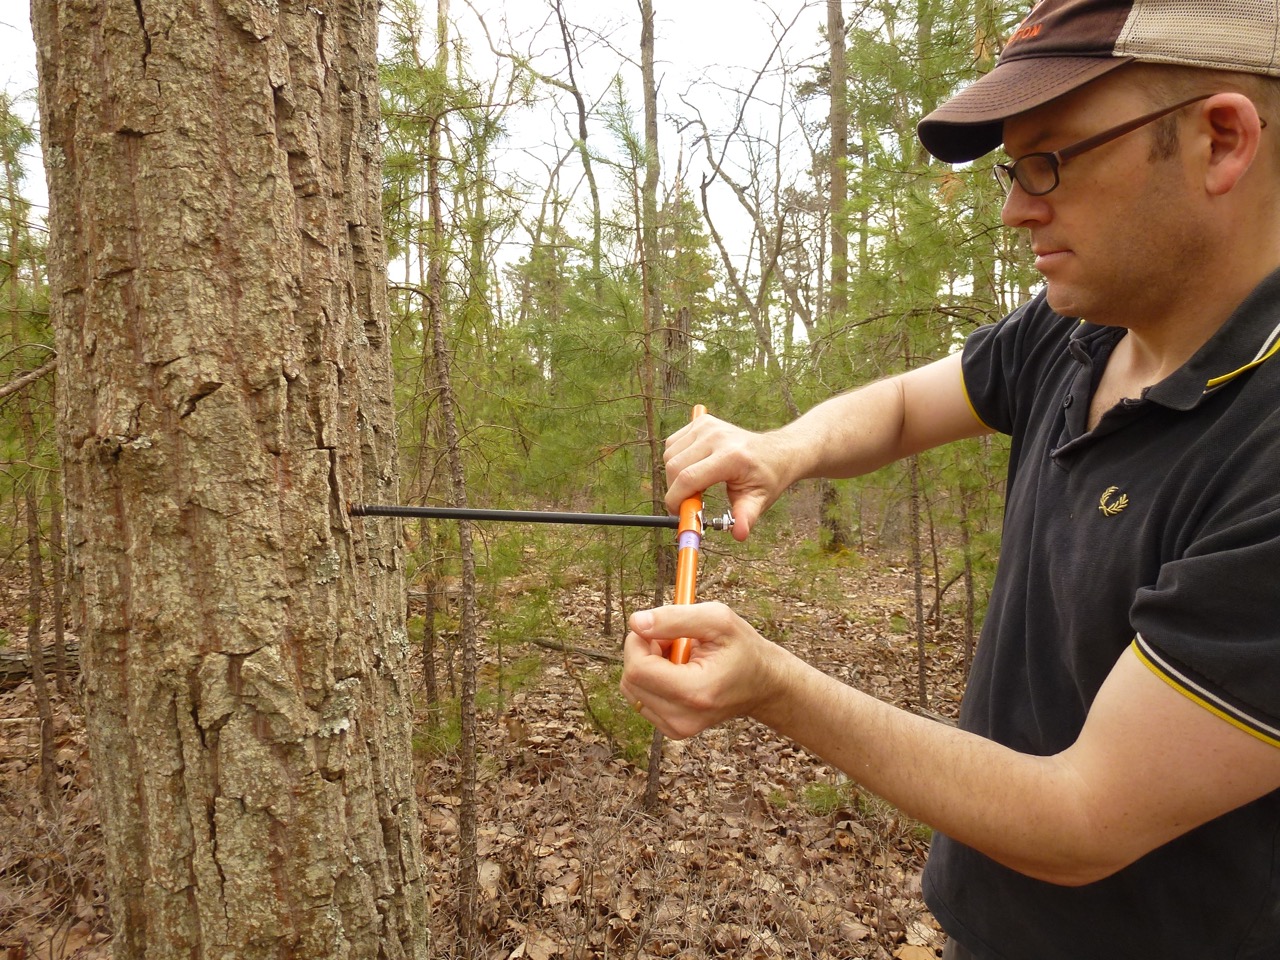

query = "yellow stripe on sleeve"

[{"left": 1131, "top": 638, "right": 1280, "bottom": 749}]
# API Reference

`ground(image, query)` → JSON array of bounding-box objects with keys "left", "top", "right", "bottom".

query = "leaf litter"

[{"left": 0, "top": 542, "right": 967, "bottom": 958}]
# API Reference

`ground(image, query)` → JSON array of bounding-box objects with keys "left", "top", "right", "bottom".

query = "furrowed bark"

[{"left": 31, "top": 2, "right": 427, "bottom": 956}]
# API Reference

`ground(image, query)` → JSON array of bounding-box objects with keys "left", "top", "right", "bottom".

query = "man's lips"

[{"left": 1033, "top": 246, "right": 1070, "bottom": 271}]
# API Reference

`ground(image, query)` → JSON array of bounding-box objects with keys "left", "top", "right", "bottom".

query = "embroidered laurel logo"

[{"left": 1098, "top": 486, "right": 1129, "bottom": 517}]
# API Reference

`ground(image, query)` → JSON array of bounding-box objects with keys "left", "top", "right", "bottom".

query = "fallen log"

[{"left": 0, "top": 642, "right": 80, "bottom": 692}]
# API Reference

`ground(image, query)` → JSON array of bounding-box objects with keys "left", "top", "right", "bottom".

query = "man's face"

[{"left": 998, "top": 75, "right": 1206, "bottom": 327}]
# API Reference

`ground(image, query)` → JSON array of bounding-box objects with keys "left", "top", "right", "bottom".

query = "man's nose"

[{"left": 1000, "top": 181, "right": 1052, "bottom": 229}]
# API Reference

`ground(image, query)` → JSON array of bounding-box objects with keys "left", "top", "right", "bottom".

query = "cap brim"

[{"left": 918, "top": 56, "right": 1134, "bottom": 163}]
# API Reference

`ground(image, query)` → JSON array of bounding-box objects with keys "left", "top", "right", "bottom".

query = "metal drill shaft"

[
  {"left": 349, "top": 503, "right": 677, "bottom": 528},
  {"left": 348, "top": 503, "right": 735, "bottom": 531}
]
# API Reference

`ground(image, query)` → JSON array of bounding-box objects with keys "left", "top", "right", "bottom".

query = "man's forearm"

[
  {"left": 753, "top": 644, "right": 1115, "bottom": 886},
  {"left": 770, "top": 353, "right": 986, "bottom": 484}
]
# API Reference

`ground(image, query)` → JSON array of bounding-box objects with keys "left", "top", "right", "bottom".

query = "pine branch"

[{"left": 0, "top": 357, "right": 55, "bottom": 403}]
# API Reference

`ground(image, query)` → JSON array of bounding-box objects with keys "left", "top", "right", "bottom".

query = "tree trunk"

[
  {"left": 819, "top": 0, "right": 851, "bottom": 553},
  {"left": 637, "top": 0, "right": 670, "bottom": 811},
  {"left": 827, "top": 0, "right": 848, "bottom": 319},
  {"left": 50, "top": 494, "right": 73, "bottom": 700},
  {"left": 19, "top": 399, "right": 58, "bottom": 818},
  {"left": 554, "top": 0, "right": 604, "bottom": 295},
  {"left": 424, "top": 3, "right": 482, "bottom": 955},
  {"left": 5, "top": 107, "right": 60, "bottom": 817},
  {"left": 31, "top": 2, "right": 427, "bottom": 956},
  {"left": 908, "top": 454, "right": 930, "bottom": 708}
]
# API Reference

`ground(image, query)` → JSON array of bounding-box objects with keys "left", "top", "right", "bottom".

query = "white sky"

[
  {"left": 0, "top": 0, "right": 829, "bottom": 274},
  {"left": 0, "top": 0, "right": 44, "bottom": 212}
]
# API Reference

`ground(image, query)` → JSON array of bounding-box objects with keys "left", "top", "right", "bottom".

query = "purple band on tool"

[{"left": 678, "top": 531, "right": 701, "bottom": 550}]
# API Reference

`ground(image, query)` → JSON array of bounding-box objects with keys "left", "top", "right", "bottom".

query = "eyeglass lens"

[{"left": 994, "top": 155, "right": 1058, "bottom": 196}]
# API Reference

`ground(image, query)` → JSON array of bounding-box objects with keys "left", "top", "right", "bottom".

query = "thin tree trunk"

[
  {"left": 32, "top": 2, "right": 427, "bottom": 955},
  {"left": 554, "top": 0, "right": 604, "bottom": 294},
  {"left": 20, "top": 411, "right": 58, "bottom": 817},
  {"left": 421, "top": 535, "right": 441, "bottom": 709},
  {"left": 426, "top": 2, "right": 480, "bottom": 954},
  {"left": 50, "top": 495, "right": 72, "bottom": 701},
  {"left": 664, "top": 304, "right": 691, "bottom": 400},
  {"left": 603, "top": 560, "right": 614, "bottom": 636},
  {"left": 639, "top": 0, "right": 665, "bottom": 564},
  {"left": 6, "top": 128, "right": 58, "bottom": 814},
  {"left": 637, "top": 0, "right": 671, "bottom": 812},
  {"left": 417, "top": 170, "right": 445, "bottom": 711},
  {"left": 827, "top": 0, "right": 848, "bottom": 318},
  {"left": 927, "top": 495, "right": 942, "bottom": 629},
  {"left": 908, "top": 454, "right": 929, "bottom": 707},
  {"left": 820, "top": 1, "right": 852, "bottom": 553}
]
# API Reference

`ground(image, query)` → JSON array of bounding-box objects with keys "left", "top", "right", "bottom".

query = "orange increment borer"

[{"left": 669, "top": 405, "right": 708, "bottom": 665}]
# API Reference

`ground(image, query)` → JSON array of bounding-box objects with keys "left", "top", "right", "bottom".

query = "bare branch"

[{"left": 0, "top": 357, "right": 55, "bottom": 403}]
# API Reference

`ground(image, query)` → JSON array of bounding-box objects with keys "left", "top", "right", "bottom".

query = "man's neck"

[
  {"left": 1085, "top": 256, "right": 1280, "bottom": 430},
  {"left": 1114, "top": 253, "right": 1280, "bottom": 382}
]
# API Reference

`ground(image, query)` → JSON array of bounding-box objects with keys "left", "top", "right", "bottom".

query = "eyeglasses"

[{"left": 993, "top": 94, "right": 1215, "bottom": 197}]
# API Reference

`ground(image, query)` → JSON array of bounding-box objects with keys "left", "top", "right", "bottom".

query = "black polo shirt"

[{"left": 922, "top": 270, "right": 1280, "bottom": 959}]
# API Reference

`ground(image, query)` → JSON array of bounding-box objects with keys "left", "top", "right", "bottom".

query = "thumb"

[
  {"left": 727, "top": 491, "right": 772, "bottom": 542},
  {"left": 629, "top": 601, "right": 737, "bottom": 642}
]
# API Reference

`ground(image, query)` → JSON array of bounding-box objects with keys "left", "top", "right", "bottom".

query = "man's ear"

[{"left": 1200, "top": 92, "right": 1264, "bottom": 196}]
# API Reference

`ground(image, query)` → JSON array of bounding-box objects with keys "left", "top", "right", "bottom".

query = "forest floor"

[{"left": 0, "top": 532, "right": 971, "bottom": 959}]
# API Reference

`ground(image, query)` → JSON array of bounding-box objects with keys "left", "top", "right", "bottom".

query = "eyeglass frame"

[{"left": 992, "top": 93, "right": 1228, "bottom": 197}]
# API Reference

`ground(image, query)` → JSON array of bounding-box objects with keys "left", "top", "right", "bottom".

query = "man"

[{"left": 619, "top": 1, "right": 1280, "bottom": 956}]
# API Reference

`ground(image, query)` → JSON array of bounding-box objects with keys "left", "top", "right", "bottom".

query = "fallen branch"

[{"left": 528, "top": 637, "right": 621, "bottom": 664}]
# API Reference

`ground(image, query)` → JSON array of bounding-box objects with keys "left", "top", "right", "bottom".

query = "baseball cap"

[{"left": 918, "top": 0, "right": 1280, "bottom": 163}]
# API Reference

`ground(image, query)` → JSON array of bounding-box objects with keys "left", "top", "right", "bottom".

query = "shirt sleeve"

[
  {"left": 961, "top": 291, "right": 1074, "bottom": 438},
  {"left": 1130, "top": 445, "right": 1280, "bottom": 748}
]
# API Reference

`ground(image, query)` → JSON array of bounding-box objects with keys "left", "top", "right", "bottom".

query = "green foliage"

[
  {"left": 499, "top": 654, "right": 544, "bottom": 693},
  {"left": 0, "top": 92, "right": 56, "bottom": 564},
  {"left": 856, "top": 790, "right": 935, "bottom": 844},
  {"left": 802, "top": 780, "right": 858, "bottom": 817},
  {"left": 414, "top": 699, "right": 463, "bottom": 759},
  {"left": 585, "top": 667, "right": 653, "bottom": 767},
  {"left": 486, "top": 585, "right": 556, "bottom": 648},
  {"left": 413, "top": 653, "right": 545, "bottom": 761}
]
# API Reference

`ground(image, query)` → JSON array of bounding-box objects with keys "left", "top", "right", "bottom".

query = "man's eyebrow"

[{"left": 1003, "top": 125, "right": 1060, "bottom": 157}]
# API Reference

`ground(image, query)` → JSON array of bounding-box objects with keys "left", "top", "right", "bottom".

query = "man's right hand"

[
  {"left": 662, "top": 414, "right": 798, "bottom": 542},
  {"left": 660, "top": 354, "right": 989, "bottom": 541}
]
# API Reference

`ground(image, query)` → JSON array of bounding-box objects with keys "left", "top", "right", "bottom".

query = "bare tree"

[
  {"left": 31, "top": 1, "right": 427, "bottom": 955},
  {"left": 827, "top": 0, "right": 848, "bottom": 320},
  {"left": 679, "top": 60, "right": 800, "bottom": 421}
]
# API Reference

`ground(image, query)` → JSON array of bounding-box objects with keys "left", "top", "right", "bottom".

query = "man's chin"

[{"left": 1043, "top": 284, "right": 1088, "bottom": 321}]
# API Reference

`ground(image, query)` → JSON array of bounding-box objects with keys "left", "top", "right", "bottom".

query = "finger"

[
  {"left": 622, "top": 629, "right": 668, "bottom": 671},
  {"left": 619, "top": 646, "right": 679, "bottom": 735},
  {"left": 664, "top": 413, "right": 714, "bottom": 453},
  {"left": 663, "top": 446, "right": 712, "bottom": 513},
  {"left": 617, "top": 676, "right": 696, "bottom": 740}
]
